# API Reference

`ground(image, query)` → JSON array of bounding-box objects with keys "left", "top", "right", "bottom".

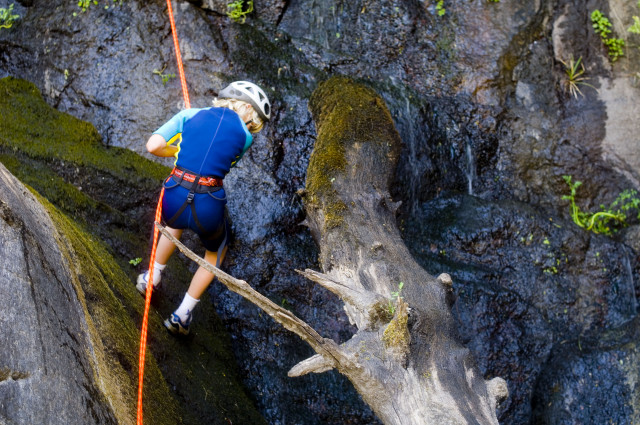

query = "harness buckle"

[{"left": 186, "top": 191, "right": 195, "bottom": 203}]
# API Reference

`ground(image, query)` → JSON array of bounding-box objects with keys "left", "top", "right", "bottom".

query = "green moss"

[
  {"left": 0, "top": 76, "right": 161, "bottom": 263},
  {"left": 382, "top": 301, "right": 410, "bottom": 350},
  {"left": 34, "top": 190, "right": 180, "bottom": 424},
  {"left": 323, "top": 199, "right": 348, "bottom": 229},
  {"left": 306, "top": 76, "right": 401, "bottom": 230},
  {"left": 0, "top": 76, "right": 168, "bottom": 184},
  {"left": 0, "top": 153, "right": 99, "bottom": 213}
]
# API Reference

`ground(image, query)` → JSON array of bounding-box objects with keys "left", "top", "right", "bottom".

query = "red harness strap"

[{"left": 172, "top": 168, "right": 224, "bottom": 187}]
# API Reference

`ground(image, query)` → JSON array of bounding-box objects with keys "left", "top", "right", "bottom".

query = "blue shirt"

[{"left": 154, "top": 107, "right": 253, "bottom": 178}]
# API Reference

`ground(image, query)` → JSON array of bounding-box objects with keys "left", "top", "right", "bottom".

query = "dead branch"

[{"left": 155, "top": 222, "right": 354, "bottom": 370}]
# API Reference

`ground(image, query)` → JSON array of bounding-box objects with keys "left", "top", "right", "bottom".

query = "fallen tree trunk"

[
  {"left": 297, "top": 76, "right": 507, "bottom": 424},
  {"left": 159, "top": 76, "right": 507, "bottom": 424}
]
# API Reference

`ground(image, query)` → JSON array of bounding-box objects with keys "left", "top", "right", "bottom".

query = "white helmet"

[{"left": 219, "top": 81, "right": 271, "bottom": 121}]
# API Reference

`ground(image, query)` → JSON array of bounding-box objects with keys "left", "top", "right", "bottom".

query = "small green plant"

[
  {"left": 153, "top": 66, "right": 175, "bottom": 86},
  {"left": 628, "top": 16, "right": 640, "bottom": 34},
  {"left": 591, "top": 10, "right": 611, "bottom": 38},
  {"left": 562, "top": 175, "right": 640, "bottom": 235},
  {"left": 74, "top": 0, "right": 123, "bottom": 15},
  {"left": 591, "top": 10, "right": 625, "bottom": 62},
  {"left": 558, "top": 56, "right": 597, "bottom": 98},
  {"left": 129, "top": 257, "right": 142, "bottom": 266},
  {"left": 77, "top": 0, "right": 98, "bottom": 12},
  {"left": 227, "top": 0, "right": 253, "bottom": 23},
  {"left": 605, "top": 37, "right": 625, "bottom": 61},
  {"left": 435, "top": 0, "right": 445, "bottom": 16},
  {"left": 0, "top": 4, "right": 20, "bottom": 29},
  {"left": 387, "top": 282, "right": 405, "bottom": 315}
]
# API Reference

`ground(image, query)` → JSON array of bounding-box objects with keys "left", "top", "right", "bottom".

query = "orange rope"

[
  {"left": 166, "top": 0, "right": 191, "bottom": 109},
  {"left": 136, "top": 187, "right": 165, "bottom": 425},
  {"left": 137, "top": 1, "right": 190, "bottom": 422}
]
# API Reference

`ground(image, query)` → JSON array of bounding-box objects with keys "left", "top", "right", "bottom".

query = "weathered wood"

[
  {"left": 297, "top": 76, "right": 507, "bottom": 424},
  {"left": 296, "top": 268, "right": 389, "bottom": 329},
  {"left": 156, "top": 222, "right": 351, "bottom": 369},
  {"left": 288, "top": 353, "right": 334, "bottom": 377}
]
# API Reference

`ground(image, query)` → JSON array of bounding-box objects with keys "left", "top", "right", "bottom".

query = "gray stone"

[{"left": 0, "top": 164, "right": 118, "bottom": 425}]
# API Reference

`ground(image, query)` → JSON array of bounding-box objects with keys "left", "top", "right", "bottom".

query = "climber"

[{"left": 137, "top": 81, "right": 271, "bottom": 336}]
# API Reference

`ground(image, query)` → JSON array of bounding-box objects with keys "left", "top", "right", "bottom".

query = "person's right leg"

[{"left": 187, "top": 247, "right": 227, "bottom": 299}]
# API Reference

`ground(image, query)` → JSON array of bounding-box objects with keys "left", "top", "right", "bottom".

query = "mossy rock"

[
  {"left": 37, "top": 191, "right": 180, "bottom": 424},
  {"left": 0, "top": 77, "right": 266, "bottom": 425}
]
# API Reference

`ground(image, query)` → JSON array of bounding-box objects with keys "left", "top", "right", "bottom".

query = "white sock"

[
  {"left": 147, "top": 261, "right": 166, "bottom": 286},
  {"left": 175, "top": 293, "right": 199, "bottom": 322}
]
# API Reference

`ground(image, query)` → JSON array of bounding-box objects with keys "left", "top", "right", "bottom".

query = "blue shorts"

[{"left": 161, "top": 176, "right": 229, "bottom": 252}]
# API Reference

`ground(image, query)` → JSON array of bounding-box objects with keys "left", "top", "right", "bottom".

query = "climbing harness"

[
  {"left": 163, "top": 166, "right": 230, "bottom": 269},
  {"left": 171, "top": 167, "right": 224, "bottom": 187},
  {"left": 164, "top": 166, "right": 223, "bottom": 235},
  {"left": 137, "top": 0, "right": 190, "bottom": 423}
]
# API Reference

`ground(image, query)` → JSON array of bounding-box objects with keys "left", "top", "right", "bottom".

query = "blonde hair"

[{"left": 213, "top": 98, "right": 264, "bottom": 133}]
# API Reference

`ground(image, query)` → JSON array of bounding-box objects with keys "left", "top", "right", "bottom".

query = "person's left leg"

[
  {"left": 136, "top": 227, "right": 183, "bottom": 294},
  {"left": 187, "top": 247, "right": 227, "bottom": 299},
  {"left": 165, "top": 247, "right": 227, "bottom": 335}
]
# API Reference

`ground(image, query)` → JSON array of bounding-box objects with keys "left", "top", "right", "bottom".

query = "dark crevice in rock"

[
  {"left": 275, "top": 0, "right": 290, "bottom": 27},
  {"left": 495, "top": 0, "right": 551, "bottom": 103}
]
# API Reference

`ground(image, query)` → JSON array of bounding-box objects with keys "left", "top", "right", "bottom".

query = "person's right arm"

[{"left": 148, "top": 108, "right": 201, "bottom": 158}]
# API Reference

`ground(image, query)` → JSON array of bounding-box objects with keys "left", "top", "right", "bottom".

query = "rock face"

[
  {"left": 0, "top": 77, "right": 267, "bottom": 425},
  {"left": 0, "top": 164, "right": 121, "bottom": 425},
  {"left": 2, "top": 0, "right": 640, "bottom": 423},
  {"left": 531, "top": 315, "right": 640, "bottom": 424}
]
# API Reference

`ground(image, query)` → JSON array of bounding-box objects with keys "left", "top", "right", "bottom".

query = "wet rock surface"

[
  {"left": 531, "top": 315, "right": 640, "bottom": 424},
  {"left": 401, "top": 193, "right": 639, "bottom": 424},
  {"left": 2, "top": 0, "right": 640, "bottom": 423},
  {"left": 0, "top": 164, "right": 119, "bottom": 425}
]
